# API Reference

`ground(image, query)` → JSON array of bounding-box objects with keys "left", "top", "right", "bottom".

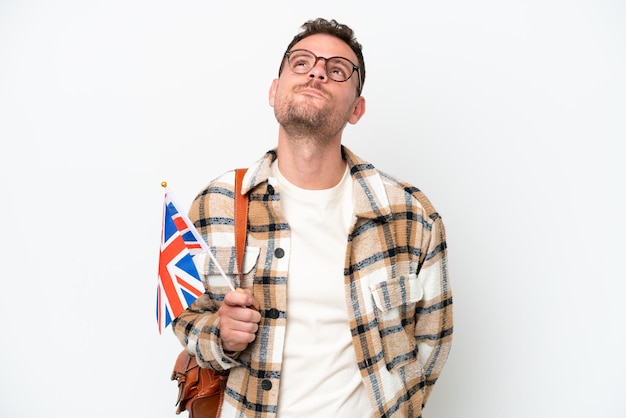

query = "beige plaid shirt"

[{"left": 173, "top": 146, "right": 453, "bottom": 418}]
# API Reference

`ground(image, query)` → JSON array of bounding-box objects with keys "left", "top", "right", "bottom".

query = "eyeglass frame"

[{"left": 281, "top": 48, "right": 362, "bottom": 95}]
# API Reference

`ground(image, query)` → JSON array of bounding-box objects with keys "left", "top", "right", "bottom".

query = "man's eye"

[
  {"left": 330, "top": 67, "right": 346, "bottom": 77},
  {"left": 292, "top": 58, "right": 310, "bottom": 68},
  {"left": 328, "top": 62, "right": 351, "bottom": 79}
]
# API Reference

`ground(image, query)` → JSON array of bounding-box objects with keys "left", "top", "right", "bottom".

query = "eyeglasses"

[{"left": 283, "top": 49, "right": 362, "bottom": 94}]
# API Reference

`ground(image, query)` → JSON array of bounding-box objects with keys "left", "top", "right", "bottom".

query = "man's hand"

[{"left": 218, "top": 288, "right": 261, "bottom": 352}]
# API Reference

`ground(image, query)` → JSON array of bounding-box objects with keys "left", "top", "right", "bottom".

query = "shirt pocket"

[
  {"left": 193, "top": 246, "right": 261, "bottom": 290},
  {"left": 369, "top": 272, "right": 423, "bottom": 372}
]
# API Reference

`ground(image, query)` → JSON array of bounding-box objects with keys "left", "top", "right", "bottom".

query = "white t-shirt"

[{"left": 273, "top": 162, "right": 372, "bottom": 418}]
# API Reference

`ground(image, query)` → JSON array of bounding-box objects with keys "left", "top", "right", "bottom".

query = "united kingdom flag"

[{"left": 157, "top": 189, "right": 206, "bottom": 334}]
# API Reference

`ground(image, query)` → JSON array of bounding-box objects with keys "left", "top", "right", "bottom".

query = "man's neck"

[{"left": 275, "top": 133, "right": 346, "bottom": 190}]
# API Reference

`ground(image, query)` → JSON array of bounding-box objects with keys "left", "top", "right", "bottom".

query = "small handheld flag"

[{"left": 157, "top": 182, "right": 234, "bottom": 334}]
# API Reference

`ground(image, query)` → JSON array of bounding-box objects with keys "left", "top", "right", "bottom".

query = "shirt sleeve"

[
  {"left": 414, "top": 214, "right": 453, "bottom": 405},
  {"left": 172, "top": 293, "right": 241, "bottom": 371},
  {"left": 170, "top": 186, "right": 242, "bottom": 371}
]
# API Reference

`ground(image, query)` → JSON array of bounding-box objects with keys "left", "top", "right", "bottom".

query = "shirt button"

[
  {"left": 261, "top": 379, "right": 272, "bottom": 390},
  {"left": 274, "top": 248, "right": 285, "bottom": 258},
  {"left": 267, "top": 184, "right": 275, "bottom": 195},
  {"left": 268, "top": 308, "right": 280, "bottom": 319}
]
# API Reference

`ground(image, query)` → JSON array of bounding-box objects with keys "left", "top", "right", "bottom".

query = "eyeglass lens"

[{"left": 288, "top": 50, "right": 355, "bottom": 82}]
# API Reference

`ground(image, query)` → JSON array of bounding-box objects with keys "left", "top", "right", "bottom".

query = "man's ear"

[
  {"left": 347, "top": 96, "right": 366, "bottom": 125},
  {"left": 269, "top": 79, "right": 279, "bottom": 107}
]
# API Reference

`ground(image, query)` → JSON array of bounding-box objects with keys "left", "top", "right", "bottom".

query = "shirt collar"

[{"left": 243, "top": 146, "right": 392, "bottom": 221}]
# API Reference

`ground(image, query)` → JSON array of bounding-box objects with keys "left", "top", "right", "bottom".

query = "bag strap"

[{"left": 234, "top": 168, "right": 248, "bottom": 282}]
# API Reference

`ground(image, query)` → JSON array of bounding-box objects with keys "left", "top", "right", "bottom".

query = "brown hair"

[{"left": 279, "top": 18, "right": 365, "bottom": 95}]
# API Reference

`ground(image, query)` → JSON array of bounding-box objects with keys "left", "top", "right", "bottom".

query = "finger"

[
  {"left": 226, "top": 289, "right": 260, "bottom": 310},
  {"left": 221, "top": 327, "right": 258, "bottom": 352},
  {"left": 222, "top": 305, "right": 261, "bottom": 325},
  {"left": 235, "top": 288, "right": 261, "bottom": 311}
]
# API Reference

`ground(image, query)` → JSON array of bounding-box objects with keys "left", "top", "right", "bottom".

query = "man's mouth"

[{"left": 296, "top": 82, "right": 328, "bottom": 98}]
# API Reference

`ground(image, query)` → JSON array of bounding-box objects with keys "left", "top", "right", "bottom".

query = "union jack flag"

[{"left": 157, "top": 190, "right": 206, "bottom": 334}]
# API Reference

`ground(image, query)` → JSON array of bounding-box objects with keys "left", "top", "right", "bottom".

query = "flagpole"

[{"left": 162, "top": 182, "right": 235, "bottom": 291}]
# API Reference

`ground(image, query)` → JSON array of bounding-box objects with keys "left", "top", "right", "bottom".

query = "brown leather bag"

[
  {"left": 171, "top": 351, "right": 228, "bottom": 416},
  {"left": 171, "top": 168, "right": 249, "bottom": 418}
]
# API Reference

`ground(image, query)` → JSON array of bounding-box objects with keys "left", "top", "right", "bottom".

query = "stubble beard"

[{"left": 273, "top": 84, "right": 349, "bottom": 144}]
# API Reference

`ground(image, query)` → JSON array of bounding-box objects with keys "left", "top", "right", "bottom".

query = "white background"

[{"left": 1, "top": 1, "right": 624, "bottom": 417}]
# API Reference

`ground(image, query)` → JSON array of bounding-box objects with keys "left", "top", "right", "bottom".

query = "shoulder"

[
  {"left": 188, "top": 170, "right": 238, "bottom": 227},
  {"left": 195, "top": 170, "right": 237, "bottom": 199},
  {"left": 344, "top": 146, "right": 442, "bottom": 222},
  {"left": 378, "top": 170, "right": 442, "bottom": 222}
]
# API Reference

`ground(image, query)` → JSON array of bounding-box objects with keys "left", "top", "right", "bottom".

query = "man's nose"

[{"left": 308, "top": 58, "right": 327, "bottom": 81}]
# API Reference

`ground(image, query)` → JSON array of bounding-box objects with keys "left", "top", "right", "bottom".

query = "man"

[{"left": 173, "top": 18, "right": 453, "bottom": 418}]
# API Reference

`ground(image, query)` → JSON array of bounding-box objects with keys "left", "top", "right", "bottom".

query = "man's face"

[{"left": 269, "top": 33, "right": 365, "bottom": 140}]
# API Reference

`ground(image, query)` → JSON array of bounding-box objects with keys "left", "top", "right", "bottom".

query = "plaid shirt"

[{"left": 172, "top": 146, "right": 453, "bottom": 418}]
